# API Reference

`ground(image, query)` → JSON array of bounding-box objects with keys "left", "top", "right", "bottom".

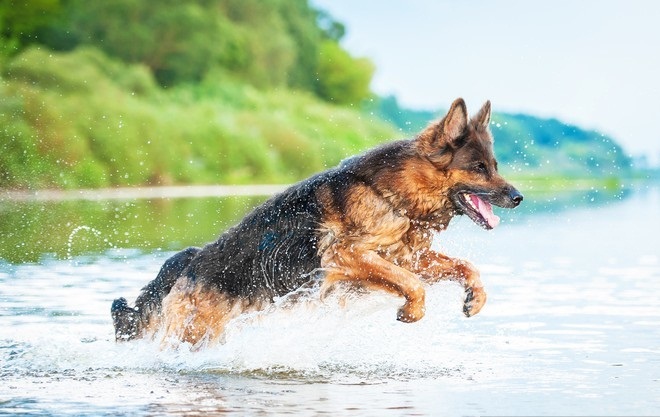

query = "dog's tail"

[{"left": 111, "top": 247, "right": 201, "bottom": 341}]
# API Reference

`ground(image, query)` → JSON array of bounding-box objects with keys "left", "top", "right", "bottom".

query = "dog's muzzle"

[{"left": 509, "top": 188, "right": 523, "bottom": 207}]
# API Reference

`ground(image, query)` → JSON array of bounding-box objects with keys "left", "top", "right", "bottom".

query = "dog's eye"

[{"left": 473, "top": 162, "right": 488, "bottom": 174}]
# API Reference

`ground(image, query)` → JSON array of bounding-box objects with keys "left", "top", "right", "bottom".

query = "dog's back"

[{"left": 188, "top": 171, "right": 330, "bottom": 298}]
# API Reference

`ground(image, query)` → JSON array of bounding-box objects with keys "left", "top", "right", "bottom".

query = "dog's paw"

[
  {"left": 397, "top": 301, "right": 426, "bottom": 323},
  {"left": 463, "top": 286, "right": 487, "bottom": 317}
]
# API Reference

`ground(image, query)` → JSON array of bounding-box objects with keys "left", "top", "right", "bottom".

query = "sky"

[{"left": 312, "top": 0, "right": 660, "bottom": 164}]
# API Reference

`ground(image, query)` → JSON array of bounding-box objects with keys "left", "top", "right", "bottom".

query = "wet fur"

[{"left": 111, "top": 98, "right": 522, "bottom": 346}]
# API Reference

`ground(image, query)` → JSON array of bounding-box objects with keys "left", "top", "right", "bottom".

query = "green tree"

[
  {"left": 3, "top": 0, "right": 376, "bottom": 101},
  {"left": 0, "top": 0, "right": 61, "bottom": 56},
  {"left": 316, "top": 40, "right": 374, "bottom": 105},
  {"left": 217, "top": 0, "right": 297, "bottom": 88},
  {"left": 39, "top": 0, "right": 247, "bottom": 86}
]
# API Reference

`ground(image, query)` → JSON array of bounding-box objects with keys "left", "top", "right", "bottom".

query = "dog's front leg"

[
  {"left": 322, "top": 247, "right": 426, "bottom": 323},
  {"left": 410, "top": 250, "right": 487, "bottom": 317}
]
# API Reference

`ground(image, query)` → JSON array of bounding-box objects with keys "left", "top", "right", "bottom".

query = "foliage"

[
  {"left": 2, "top": 0, "right": 374, "bottom": 104},
  {"left": 0, "top": 47, "right": 393, "bottom": 189},
  {"left": 316, "top": 41, "right": 375, "bottom": 105},
  {"left": 53, "top": 0, "right": 245, "bottom": 86},
  {"left": 0, "top": 0, "right": 61, "bottom": 56}
]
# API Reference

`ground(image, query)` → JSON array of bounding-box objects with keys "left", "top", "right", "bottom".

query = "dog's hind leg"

[{"left": 111, "top": 247, "right": 200, "bottom": 341}]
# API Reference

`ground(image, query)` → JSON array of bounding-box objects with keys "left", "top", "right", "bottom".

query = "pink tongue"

[{"left": 470, "top": 194, "right": 500, "bottom": 228}]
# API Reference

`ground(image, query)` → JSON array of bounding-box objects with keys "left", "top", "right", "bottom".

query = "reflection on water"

[
  {"left": 0, "top": 183, "right": 659, "bottom": 416},
  {"left": 0, "top": 196, "right": 266, "bottom": 263},
  {"left": 0, "top": 183, "right": 633, "bottom": 263},
  {"left": 517, "top": 185, "right": 631, "bottom": 217}
]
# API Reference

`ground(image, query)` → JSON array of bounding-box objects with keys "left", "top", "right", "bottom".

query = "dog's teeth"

[{"left": 464, "top": 193, "right": 476, "bottom": 210}]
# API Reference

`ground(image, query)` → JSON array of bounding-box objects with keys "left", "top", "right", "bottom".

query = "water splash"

[{"left": 67, "top": 225, "right": 114, "bottom": 260}]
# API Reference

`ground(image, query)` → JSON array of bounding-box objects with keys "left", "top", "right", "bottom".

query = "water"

[{"left": 1, "top": 184, "right": 659, "bottom": 416}]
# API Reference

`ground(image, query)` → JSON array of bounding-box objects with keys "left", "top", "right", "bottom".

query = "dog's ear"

[
  {"left": 417, "top": 98, "right": 468, "bottom": 154},
  {"left": 443, "top": 98, "right": 468, "bottom": 143},
  {"left": 472, "top": 100, "right": 491, "bottom": 131}
]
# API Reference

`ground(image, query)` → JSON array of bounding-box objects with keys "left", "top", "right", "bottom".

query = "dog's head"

[{"left": 415, "top": 98, "right": 523, "bottom": 230}]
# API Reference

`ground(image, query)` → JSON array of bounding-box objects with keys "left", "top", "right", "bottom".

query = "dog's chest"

[{"left": 375, "top": 222, "right": 434, "bottom": 265}]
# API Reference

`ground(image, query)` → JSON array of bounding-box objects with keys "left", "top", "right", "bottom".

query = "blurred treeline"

[
  {"left": 0, "top": 0, "right": 391, "bottom": 189},
  {"left": 370, "top": 96, "right": 634, "bottom": 181},
  {"left": 0, "top": 0, "right": 372, "bottom": 101},
  {"left": 0, "top": 0, "right": 635, "bottom": 190}
]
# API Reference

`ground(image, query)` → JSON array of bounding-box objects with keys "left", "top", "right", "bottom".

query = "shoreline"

[
  {"left": 0, "top": 184, "right": 290, "bottom": 202},
  {"left": 1, "top": 177, "right": 655, "bottom": 203}
]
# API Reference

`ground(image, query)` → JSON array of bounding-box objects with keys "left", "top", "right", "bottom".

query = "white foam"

[{"left": 2, "top": 267, "right": 530, "bottom": 386}]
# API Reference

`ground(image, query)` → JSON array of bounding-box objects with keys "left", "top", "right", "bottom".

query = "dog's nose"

[{"left": 510, "top": 189, "right": 523, "bottom": 207}]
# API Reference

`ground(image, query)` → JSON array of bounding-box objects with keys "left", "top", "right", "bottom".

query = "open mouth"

[{"left": 456, "top": 193, "right": 500, "bottom": 230}]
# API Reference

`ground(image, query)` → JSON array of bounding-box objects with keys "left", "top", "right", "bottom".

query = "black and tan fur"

[{"left": 111, "top": 98, "right": 523, "bottom": 346}]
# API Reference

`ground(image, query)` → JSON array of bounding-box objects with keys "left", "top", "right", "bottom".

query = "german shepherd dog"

[{"left": 111, "top": 98, "right": 523, "bottom": 346}]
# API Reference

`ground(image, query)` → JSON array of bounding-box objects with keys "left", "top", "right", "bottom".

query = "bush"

[
  {"left": 316, "top": 41, "right": 375, "bottom": 105},
  {"left": 0, "top": 47, "right": 396, "bottom": 189}
]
